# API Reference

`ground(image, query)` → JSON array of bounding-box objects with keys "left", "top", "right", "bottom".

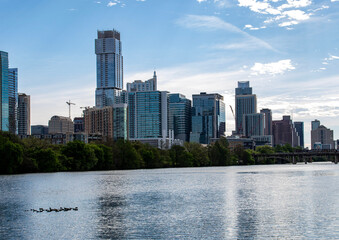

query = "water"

[{"left": 0, "top": 163, "right": 338, "bottom": 239}]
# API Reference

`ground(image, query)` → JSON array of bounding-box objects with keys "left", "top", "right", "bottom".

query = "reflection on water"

[{"left": 1, "top": 163, "right": 338, "bottom": 239}]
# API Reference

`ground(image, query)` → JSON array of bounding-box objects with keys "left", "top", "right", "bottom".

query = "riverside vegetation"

[{"left": 0, "top": 131, "right": 303, "bottom": 174}]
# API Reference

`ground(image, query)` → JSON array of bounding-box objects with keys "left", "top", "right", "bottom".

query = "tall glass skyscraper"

[
  {"left": 95, "top": 30, "right": 123, "bottom": 107},
  {"left": 168, "top": 93, "right": 191, "bottom": 142},
  {"left": 8, "top": 68, "right": 18, "bottom": 134},
  {"left": 235, "top": 81, "right": 257, "bottom": 135},
  {"left": 190, "top": 92, "right": 225, "bottom": 144},
  {"left": 0, "top": 51, "right": 9, "bottom": 131},
  {"left": 294, "top": 121, "right": 304, "bottom": 148}
]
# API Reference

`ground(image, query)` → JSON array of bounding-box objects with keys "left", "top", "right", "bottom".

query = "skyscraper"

[
  {"left": 260, "top": 108, "right": 272, "bottom": 136},
  {"left": 272, "top": 116, "right": 299, "bottom": 147},
  {"left": 294, "top": 122, "right": 304, "bottom": 148},
  {"left": 8, "top": 68, "right": 18, "bottom": 134},
  {"left": 17, "top": 93, "right": 30, "bottom": 136},
  {"left": 0, "top": 51, "right": 9, "bottom": 131},
  {"left": 168, "top": 93, "right": 191, "bottom": 142},
  {"left": 311, "top": 119, "right": 320, "bottom": 131},
  {"left": 311, "top": 124, "right": 334, "bottom": 149},
  {"left": 235, "top": 81, "right": 257, "bottom": 135},
  {"left": 95, "top": 30, "right": 123, "bottom": 107},
  {"left": 243, "top": 113, "right": 264, "bottom": 137},
  {"left": 127, "top": 71, "right": 157, "bottom": 92},
  {"left": 190, "top": 92, "right": 225, "bottom": 144}
]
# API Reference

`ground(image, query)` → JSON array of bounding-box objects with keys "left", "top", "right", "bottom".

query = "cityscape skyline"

[{"left": 1, "top": 0, "right": 339, "bottom": 148}]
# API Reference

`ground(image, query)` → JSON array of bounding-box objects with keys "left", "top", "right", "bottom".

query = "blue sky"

[{"left": 1, "top": 0, "right": 339, "bottom": 147}]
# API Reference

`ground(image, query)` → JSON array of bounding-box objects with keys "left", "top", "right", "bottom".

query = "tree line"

[{"left": 0, "top": 131, "right": 303, "bottom": 174}]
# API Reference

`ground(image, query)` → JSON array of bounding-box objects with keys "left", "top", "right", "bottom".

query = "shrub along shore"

[{"left": 0, "top": 131, "right": 302, "bottom": 174}]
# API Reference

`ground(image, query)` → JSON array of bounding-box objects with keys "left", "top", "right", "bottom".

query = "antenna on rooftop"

[{"left": 66, "top": 100, "right": 76, "bottom": 119}]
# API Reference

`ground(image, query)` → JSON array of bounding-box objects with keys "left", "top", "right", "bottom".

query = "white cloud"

[
  {"left": 107, "top": 1, "right": 117, "bottom": 7},
  {"left": 251, "top": 59, "right": 295, "bottom": 75},
  {"left": 197, "top": 0, "right": 207, "bottom": 3},
  {"left": 177, "top": 15, "right": 275, "bottom": 50}
]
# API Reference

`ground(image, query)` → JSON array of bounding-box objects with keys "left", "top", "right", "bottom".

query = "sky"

[{"left": 1, "top": 0, "right": 339, "bottom": 147}]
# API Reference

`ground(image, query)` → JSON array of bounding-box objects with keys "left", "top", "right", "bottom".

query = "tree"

[
  {"left": 208, "top": 137, "right": 231, "bottom": 166},
  {"left": 113, "top": 140, "right": 144, "bottom": 169},
  {"left": 184, "top": 142, "right": 210, "bottom": 167},
  {"left": 34, "top": 148, "right": 61, "bottom": 172},
  {"left": 169, "top": 145, "right": 193, "bottom": 167},
  {"left": 0, "top": 137, "right": 24, "bottom": 174}
]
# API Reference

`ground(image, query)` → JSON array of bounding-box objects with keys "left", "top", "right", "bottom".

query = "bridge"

[{"left": 253, "top": 150, "right": 339, "bottom": 164}]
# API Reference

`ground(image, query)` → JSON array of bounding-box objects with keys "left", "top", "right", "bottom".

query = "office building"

[
  {"left": 95, "top": 30, "right": 124, "bottom": 107},
  {"left": 48, "top": 116, "right": 73, "bottom": 134},
  {"left": 260, "top": 108, "right": 272, "bottom": 136},
  {"left": 8, "top": 68, "right": 18, "bottom": 134},
  {"left": 294, "top": 122, "right": 304, "bottom": 148},
  {"left": 190, "top": 92, "right": 225, "bottom": 144},
  {"left": 0, "top": 51, "right": 9, "bottom": 131},
  {"left": 311, "top": 119, "right": 320, "bottom": 131},
  {"left": 311, "top": 125, "right": 334, "bottom": 150},
  {"left": 84, "top": 104, "right": 128, "bottom": 140},
  {"left": 74, "top": 117, "right": 84, "bottom": 133},
  {"left": 243, "top": 113, "right": 264, "bottom": 137},
  {"left": 31, "top": 125, "right": 49, "bottom": 135},
  {"left": 17, "top": 93, "right": 30, "bottom": 136},
  {"left": 235, "top": 81, "right": 257, "bottom": 135},
  {"left": 272, "top": 116, "right": 299, "bottom": 147},
  {"left": 168, "top": 93, "right": 191, "bottom": 142},
  {"left": 127, "top": 71, "right": 157, "bottom": 92}
]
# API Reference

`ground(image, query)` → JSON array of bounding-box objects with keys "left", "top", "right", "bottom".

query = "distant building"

[
  {"left": 294, "top": 122, "right": 304, "bottom": 148},
  {"left": 127, "top": 71, "right": 157, "bottom": 92},
  {"left": 84, "top": 104, "right": 128, "bottom": 140},
  {"left": 8, "top": 68, "right": 18, "bottom": 134},
  {"left": 74, "top": 117, "right": 84, "bottom": 133},
  {"left": 260, "top": 108, "right": 272, "bottom": 136},
  {"left": 243, "top": 113, "right": 264, "bottom": 137},
  {"left": 311, "top": 125, "right": 334, "bottom": 150},
  {"left": 17, "top": 93, "right": 30, "bottom": 136},
  {"left": 190, "top": 92, "right": 225, "bottom": 144},
  {"left": 168, "top": 93, "right": 191, "bottom": 142},
  {"left": 272, "top": 116, "right": 299, "bottom": 147},
  {"left": 95, "top": 30, "right": 123, "bottom": 107},
  {"left": 311, "top": 119, "right": 320, "bottom": 131},
  {"left": 48, "top": 116, "right": 73, "bottom": 134},
  {"left": 235, "top": 81, "right": 257, "bottom": 135},
  {"left": 0, "top": 51, "right": 9, "bottom": 131},
  {"left": 31, "top": 125, "right": 48, "bottom": 135}
]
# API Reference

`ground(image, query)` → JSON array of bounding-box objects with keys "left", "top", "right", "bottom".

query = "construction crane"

[
  {"left": 229, "top": 105, "right": 235, "bottom": 119},
  {"left": 66, "top": 100, "right": 76, "bottom": 119}
]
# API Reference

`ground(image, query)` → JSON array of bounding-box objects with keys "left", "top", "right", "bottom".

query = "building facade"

[
  {"left": 190, "top": 92, "right": 225, "bottom": 144},
  {"left": 260, "top": 108, "right": 272, "bottom": 136},
  {"left": 168, "top": 93, "right": 191, "bottom": 142},
  {"left": 17, "top": 93, "right": 30, "bottom": 136},
  {"left": 74, "top": 117, "right": 84, "bottom": 133},
  {"left": 84, "top": 104, "right": 128, "bottom": 140},
  {"left": 0, "top": 51, "right": 9, "bottom": 131},
  {"left": 8, "top": 68, "right": 18, "bottom": 134},
  {"left": 311, "top": 119, "right": 320, "bottom": 131},
  {"left": 272, "top": 116, "right": 299, "bottom": 147},
  {"left": 48, "top": 115, "right": 73, "bottom": 134},
  {"left": 243, "top": 113, "right": 264, "bottom": 137},
  {"left": 311, "top": 125, "right": 334, "bottom": 150},
  {"left": 294, "top": 122, "right": 304, "bottom": 148},
  {"left": 127, "top": 71, "right": 157, "bottom": 92},
  {"left": 235, "top": 81, "right": 257, "bottom": 135},
  {"left": 95, "top": 30, "right": 123, "bottom": 107},
  {"left": 31, "top": 125, "right": 49, "bottom": 135}
]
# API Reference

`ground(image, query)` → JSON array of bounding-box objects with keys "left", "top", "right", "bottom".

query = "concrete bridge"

[{"left": 253, "top": 150, "right": 339, "bottom": 164}]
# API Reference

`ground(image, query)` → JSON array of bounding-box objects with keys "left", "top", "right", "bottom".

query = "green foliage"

[
  {"left": 256, "top": 145, "right": 275, "bottom": 154},
  {"left": 208, "top": 137, "right": 231, "bottom": 166},
  {"left": 0, "top": 133, "right": 24, "bottom": 174},
  {"left": 62, "top": 141, "right": 98, "bottom": 171},
  {"left": 184, "top": 142, "right": 210, "bottom": 167},
  {"left": 93, "top": 144, "right": 115, "bottom": 170},
  {"left": 34, "top": 148, "right": 61, "bottom": 172},
  {"left": 113, "top": 140, "right": 144, "bottom": 169},
  {"left": 169, "top": 145, "right": 193, "bottom": 167}
]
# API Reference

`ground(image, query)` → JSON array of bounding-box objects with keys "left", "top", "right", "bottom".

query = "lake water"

[{"left": 0, "top": 163, "right": 338, "bottom": 239}]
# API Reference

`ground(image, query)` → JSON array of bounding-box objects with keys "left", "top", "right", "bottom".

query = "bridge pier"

[
  {"left": 292, "top": 156, "right": 296, "bottom": 164},
  {"left": 335, "top": 155, "right": 338, "bottom": 164}
]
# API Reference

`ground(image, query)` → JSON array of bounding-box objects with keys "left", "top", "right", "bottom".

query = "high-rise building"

[
  {"left": 128, "top": 91, "right": 168, "bottom": 139},
  {"left": 127, "top": 71, "right": 157, "bottom": 92},
  {"left": 260, "top": 108, "right": 272, "bottom": 136},
  {"left": 235, "top": 81, "right": 257, "bottom": 135},
  {"left": 311, "top": 125, "right": 334, "bottom": 150},
  {"left": 74, "top": 117, "right": 84, "bottom": 133},
  {"left": 294, "top": 122, "right": 304, "bottom": 148},
  {"left": 0, "top": 51, "right": 9, "bottom": 131},
  {"left": 272, "top": 116, "right": 299, "bottom": 147},
  {"left": 190, "top": 92, "right": 225, "bottom": 144},
  {"left": 48, "top": 116, "right": 73, "bottom": 134},
  {"left": 168, "top": 93, "right": 191, "bottom": 142},
  {"left": 311, "top": 119, "right": 320, "bottom": 131},
  {"left": 31, "top": 125, "right": 49, "bottom": 135},
  {"left": 8, "top": 68, "right": 18, "bottom": 134},
  {"left": 243, "top": 113, "right": 264, "bottom": 137},
  {"left": 95, "top": 30, "right": 123, "bottom": 107},
  {"left": 17, "top": 93, "right": 30, "bottom": 136},
  {"left": 84, "top": 104, "right": 128, "bottom": 140}
]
